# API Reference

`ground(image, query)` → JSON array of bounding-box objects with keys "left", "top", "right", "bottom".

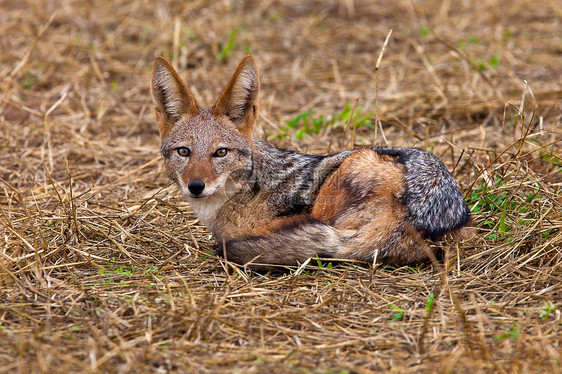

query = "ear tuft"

[
  {"left": 213, "top": 56, "right": 259, "bottom": 137},
  {"left": 151, "top": 57, "right": 199, "bottom": 137}
]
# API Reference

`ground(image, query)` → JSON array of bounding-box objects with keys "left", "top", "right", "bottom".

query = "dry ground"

[{"left": 1, "top": 0, "right": 561, "bottom": 373}]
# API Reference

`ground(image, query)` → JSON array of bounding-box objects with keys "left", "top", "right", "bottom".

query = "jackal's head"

[{"left": 151, "top": 56, "right": 259, "bottom": 200}]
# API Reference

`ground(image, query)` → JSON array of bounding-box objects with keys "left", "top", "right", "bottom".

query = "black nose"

[{"left": 188, "top": 180, "right": 205, "bottom": 196}]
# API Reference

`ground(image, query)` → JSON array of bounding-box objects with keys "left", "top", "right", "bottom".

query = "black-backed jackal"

[{"left": 151, "top": 55, "right": 472, "bottom": 270}]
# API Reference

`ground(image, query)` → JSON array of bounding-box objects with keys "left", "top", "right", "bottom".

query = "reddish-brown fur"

[
  {"left": 312, "top": 149, "right": 430, "bottom": 263},
  {"left": 312, "top": 149, "right": 403, "bottom": 225}
]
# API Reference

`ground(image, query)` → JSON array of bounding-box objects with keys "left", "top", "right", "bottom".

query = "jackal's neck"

[{"left": 251, "top": 139, "right": 351, "bottom": 214}]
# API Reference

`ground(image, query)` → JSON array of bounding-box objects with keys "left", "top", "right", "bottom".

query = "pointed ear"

[
  {"left": 151, "top": 57, "right": 199, "bottom": 139},
  {"left": 213, "top": 55, "right": 259, "bottom": 138}
]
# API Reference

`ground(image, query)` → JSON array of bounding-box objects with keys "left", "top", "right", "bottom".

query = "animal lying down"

[{"left": 151, "top": 55, "right": 473, "bottom": 271}]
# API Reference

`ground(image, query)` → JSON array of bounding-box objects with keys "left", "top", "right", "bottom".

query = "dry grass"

[{"left": 1, "top": 0, "right": 561, "bottom": 372}]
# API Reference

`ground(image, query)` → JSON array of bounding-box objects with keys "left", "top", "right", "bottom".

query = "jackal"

[{"left": 151, "top": 55, "right": 471, "bottom": 270}]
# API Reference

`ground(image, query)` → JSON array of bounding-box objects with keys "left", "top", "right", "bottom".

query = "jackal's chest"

[
  {"left": 187, "top": 194, "right": 228, "bottom": 234},
  {"left": 188, "top": 190, "right": 275, "bottom": 241}
]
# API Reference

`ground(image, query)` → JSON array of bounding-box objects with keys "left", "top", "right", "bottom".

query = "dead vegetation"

[{"left": 0, "top": 0, "right": 560, "bottom": 372}]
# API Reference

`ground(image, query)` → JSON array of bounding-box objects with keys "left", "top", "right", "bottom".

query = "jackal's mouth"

[{"left": 187, "top": 194, "right": 209, "bottom": 200}]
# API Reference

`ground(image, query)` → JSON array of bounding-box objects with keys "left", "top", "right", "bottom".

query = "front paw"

[
  {"left": 213, "top": 241, "right": 225, "bottom": 258},
  {"left": 213, "top": 239, "right": 256, "bottom": 265}
]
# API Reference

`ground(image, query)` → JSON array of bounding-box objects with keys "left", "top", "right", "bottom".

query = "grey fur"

[
  {"left": 372, "top": 147, "right": 470, "bottom": 240},
  {"left": 251, "top": 141, "right": 352, "bottom": 214}
]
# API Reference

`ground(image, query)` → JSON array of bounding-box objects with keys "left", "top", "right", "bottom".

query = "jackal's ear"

[
  {"left": 151, "top": 57, "right": 199, "bottom": 139},
  {"left": 213, "top": 55, "right": 259, "bottom": 138}
]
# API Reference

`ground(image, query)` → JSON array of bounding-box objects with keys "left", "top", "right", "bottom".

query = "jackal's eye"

[
  {"left": 177, "top": 147, "right": 190, "bottom": 157},
  {"left": 213, "top": 148, "right": 228, "bottom": 157}
]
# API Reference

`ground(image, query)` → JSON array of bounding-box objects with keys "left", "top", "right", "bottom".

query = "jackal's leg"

[{"left": 216, "top": 215, "right": 351, "bottom": 270}]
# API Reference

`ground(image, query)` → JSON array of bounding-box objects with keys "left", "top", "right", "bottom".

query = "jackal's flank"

[{"left": 151, "top": 55, "right": 471, "bottom": 270}]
